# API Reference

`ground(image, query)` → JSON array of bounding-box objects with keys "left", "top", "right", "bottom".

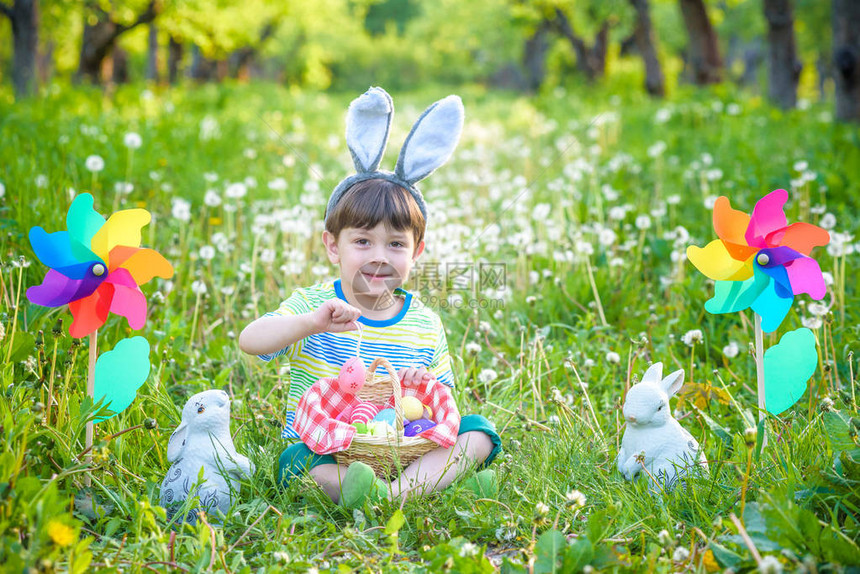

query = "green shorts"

[{"left": 276, "top": 414, "right": 502, "bottom": 487}]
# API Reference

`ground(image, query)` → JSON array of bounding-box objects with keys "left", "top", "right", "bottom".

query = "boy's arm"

[{"left": 238, "top": 298, "right": 362, "bottom": 356}]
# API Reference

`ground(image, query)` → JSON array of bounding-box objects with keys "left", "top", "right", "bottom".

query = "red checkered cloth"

[{"left": 294, "top": 374, "right": 461, "bottom": 456}]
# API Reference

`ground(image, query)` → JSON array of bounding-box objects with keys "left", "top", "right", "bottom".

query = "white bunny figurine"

[
  {"left": 160, "top": 389, "right": 253, "bottom": 524},
  {"left": 617, "top": 363, "right": 708, "bottom": 491}
]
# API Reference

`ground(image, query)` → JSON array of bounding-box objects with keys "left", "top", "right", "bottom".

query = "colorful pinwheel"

[
  {"left": 26, "top": 193, "right": 174, "bottom": 336},
  {"left": 686, "top": 188, "right": 830, "bottom": 333}
]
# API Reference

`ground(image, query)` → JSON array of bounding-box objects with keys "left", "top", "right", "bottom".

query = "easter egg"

[
  {"left": 350, "top": 401, "right": 381, "bottom": 424},
  {"left": 351, "top": 422, "right": 368, "bottom": 434},
  {"left": 338, "top": 357, "right": 366, "bottom": 394},
  {"left": 372, "top": 408, "right": 397, "bottom": 427},
  {"left": 404, "top": 418, "right": 436, "bottom": 437},
  {"left": 401, "top": 396, "right": 425, "bottom": 421},
  {"left": 368, "top": 422, "right": 395, "bottom": 437}
]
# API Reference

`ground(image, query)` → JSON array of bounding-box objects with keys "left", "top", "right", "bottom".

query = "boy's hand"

[
  {"left": 311, "top": 299, "right": 361, "bottom": 333},
  {"left": 398, "top": 366, "right": 434, "bottom": 387}
]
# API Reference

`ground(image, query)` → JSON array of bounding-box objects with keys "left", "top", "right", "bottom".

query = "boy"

[{"left": 239, "top": 88, "right": 501, "bottom": 508}]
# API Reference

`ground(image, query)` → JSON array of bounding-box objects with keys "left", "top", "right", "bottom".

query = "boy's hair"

[{"left": 325, "top": 178, "right": 426, "bottom": 246}]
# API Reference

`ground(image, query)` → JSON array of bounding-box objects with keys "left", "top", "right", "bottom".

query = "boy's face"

[{"left": 322, "top": 223, "right": 425, "bottom": 303}]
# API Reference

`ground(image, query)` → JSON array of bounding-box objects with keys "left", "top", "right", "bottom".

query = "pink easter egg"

[
  {"left": 337, "top": 357, "right": 366, "bottom": 394},
  {"left": 350, "top": 401, "right": 381, "bottom": 424}
]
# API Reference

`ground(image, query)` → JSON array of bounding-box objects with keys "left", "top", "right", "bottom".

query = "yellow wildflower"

[{"left": 47, "top": 519, "right": 75, "bottom": 546}]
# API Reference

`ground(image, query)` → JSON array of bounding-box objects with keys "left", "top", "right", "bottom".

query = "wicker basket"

[{"left": 333, "top": 357, "right": 437, "bottom": 477}]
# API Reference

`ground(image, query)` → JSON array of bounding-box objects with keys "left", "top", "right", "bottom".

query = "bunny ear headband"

[{"left": 325, "top": 86, "right": 465, "bottom": 225}]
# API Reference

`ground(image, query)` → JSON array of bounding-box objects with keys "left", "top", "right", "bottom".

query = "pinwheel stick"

[
  {"left": 85, "top": 329, "right": 97, "bottom": 487},
  {"left": 754, "top": 314, "right": 767, "bottom": 448}
]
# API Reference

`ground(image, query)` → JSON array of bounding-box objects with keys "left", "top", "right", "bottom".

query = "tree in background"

[
  {"left": 833, "top": 0, "right": 860, "bottom": 122},
  {"left": 1, "top": 0, "right": 39, "bottom": 97},
  {"left": 77, "top": 0, "right": 159, "bottom": 83},
  {"left": 678, "top": 0, "right": 722, "bottom": 84},
  {"left": 629, "top": 0, "right": 665, "bottom": 96},
  {"left": 764, "top": 0, "right": 799, "bottom": 109}
]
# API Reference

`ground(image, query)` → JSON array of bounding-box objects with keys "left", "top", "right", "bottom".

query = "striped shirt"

[{"left": 259, "top": 279, "right": 455, "bottom": 439}]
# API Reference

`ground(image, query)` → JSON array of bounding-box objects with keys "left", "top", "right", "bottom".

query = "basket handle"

[{"left": 365, "top": 357, "right": 404, "bottom": 432}]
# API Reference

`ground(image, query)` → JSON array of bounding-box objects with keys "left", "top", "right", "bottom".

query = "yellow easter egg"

[{"left": 401, "top": 396, "right": 425, "bottom": 421}]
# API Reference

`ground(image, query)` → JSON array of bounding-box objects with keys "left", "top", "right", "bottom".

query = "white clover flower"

[
  {"left": 682, "top": 329, "right": 703, "bottom": 346},
  {"left": 114, "top": 181, "right": 134, "bottom": 195},
  {"left": 606, "top": 351, "right": 621, "bottom": 364},
  {"left": 583, "top": 358, "right": 595, "bottom": 368},
  {"left": 727, "top": 103, "right": 741, "bottom": 115},
  {"left": 203, "top": 189, "right": 222, "bottom": 207},
  {"left": 793, "top": 160, "right": 808, "bottom": 172},
  {"left": 647, "top": 140, "right": 667, "bottom": 158},
  {"left": 672, "top": 546, "right": 690, "bottom": 562},
  {"left": 243, "top": 148, "right": 257, "bottom": 159},
  {"left": 635, "top": 214, "right": 651, "bottom": 230},
  {"left": 221, "top": 285, "right": 236, "bottom": 296},
  {"left": 123, "top": 132, "right": 142, "bottom": 149},
  {"left": 458, "top": 542, "right": 479, "bottom": 557},
  {"left": 199, "top": 245, "right": 216, "bottom": 260},
  {"left": 85, "top": 155, "right": 105, "bottom": 172},
  {"left": 203, "top": 172, "right": 219, "bottom": 183},
  {"left": 478, "top": 368, "right": 498, "bottom": 384},
  {"left": 535, "top": 502, "right": 550, "bottom": 517},
  {"left": 268, "top": 177, "right": 288, "bottom": 192},
  {"left": 723, "top": 341, "right": 739, "bottom": 358},
  {"left": 666, "top": 194, "right": 681, "bottom": 205},
  {"left": 565, "top": 489, "right": 586, "bottom": 508},
  {"left": 0, "top": 181, "right": 4, "bottom": 198},
  {"left": 704, "top": 196, "right": 718, "bottom": 209},
  {"left": 478, "top": 321, "right": 492, "bottom": 334},
  {"left": 598, "top": 228, "right": 617, "bottom": 247},
  {"left": 199, "top": 115, "right": 220, "bottom": 141},
  {"left": 171, "top": 198, "right": 191, "bottom": 222},
  {"left": 283, "top": 154, "right": 296, "bottom": 168},
  {"left": 225, "top": 182, "right": 247, "bottom": 199},
  {"left": 576, "top": 240, "right": 594, "bottom": 256},
  {"left": 822, "top": 271, "right": 834, "bottom": 286},
  {"left": 657, "top": 529, "right": 673, "bottom": 547},
  {"left": 191, "top": 280, "right": 208, "bottom": 295},
  {"left": 759, "top": 555, "right": 784, "bottom": 574},
  {"left": 819, "top": 213, "right": 836, "bottom": 230},
  {"left": 244, "top": 176, "right": 257, "bottom": 188},
  {"left": 608, "top": 206, "right": 626, "bottom": 221},
  {"left": 465, "top": 341, "right": 482, "bottom": 355},
  {"left": 655, "top": 108, "right": 671, "bottom": 124},
  {"left": 35, "top": 175, "right": 48, "bottom": 188},
  {"left": 706, "top": 168, "right": 723, "bottom": 181},
  {"left": 808, "top": 302, "right": 829, "bottom": 317},
  {"left": 259, "top": 248, "right": 275, "bottom": 264},
  {"left": 802, "top": 316, "right": 823, "bottom": 329}
]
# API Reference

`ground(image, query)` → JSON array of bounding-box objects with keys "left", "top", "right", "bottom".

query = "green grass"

[{"left": 1, "top": 81, "right": 859, "bottom": 572}]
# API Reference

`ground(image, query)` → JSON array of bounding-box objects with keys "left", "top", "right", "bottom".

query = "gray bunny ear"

[
  {"left": 346, "top": 87, "right": 394, "bottom": 173},
  {"left": 394, "top": 95, "right": 464, "bottom": 185}
]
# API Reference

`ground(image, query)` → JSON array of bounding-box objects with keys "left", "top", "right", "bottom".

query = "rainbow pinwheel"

[
  {"left": 686, "top": 189, "right": 830, "bottom": 333},
  {"left": 26, "top": 193, "right": 173, "bottom": 337}
]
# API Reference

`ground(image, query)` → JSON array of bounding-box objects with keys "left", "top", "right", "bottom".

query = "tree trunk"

[
  {"left": 741, "top": 38, "right": 763, "bottom": 87},
  {"left": 1, "top": 0, "right": 39, "bottom": 98},
  {"left": 833, "top": 0, "right": 860, "bottom": 121},
  {"left": 630, "top": 0, "right": 665, "bottom": 97},
  {"left": 146, "top": 22, "right": 159, "bottom": 82},
  {"left": 112, "top": 46, "right": 129, "bottom": 83},
  {"left": 168, "top": 36, "right": 183, "bottom": 84},
  {"left": 553, "top": 8, "right": 609, "bottom": 81},
  {"left": 77, "top": 1, "right": 157, "bottom": 83},
  {"left": 764, "top": 0, "right": 799, "bottom": 109},
  {"left": 678, "top": 0, "right": 722, "bottom": 84},
  {"left": 190, "top": 44, "right": 217, "bottom": 82},
  {"left": 523, "top": 19, "right": 551, "bottom": 92}
]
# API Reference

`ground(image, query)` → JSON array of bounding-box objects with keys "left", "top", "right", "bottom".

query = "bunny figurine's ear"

[
  {"left": 167, "top": 421, "right": 188, "bottom": 463},
  {"left": 394, "top": 95, "right": 464, "bottom": 185},
  {"left": 661, "top": 369, "right": 685, "bottom": 398},
  {"left": 641, "top": 362, "right": 664, "bottom": 384},
  {"left": 346, "top": 87, "right": 394, "bottom": 174}
]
